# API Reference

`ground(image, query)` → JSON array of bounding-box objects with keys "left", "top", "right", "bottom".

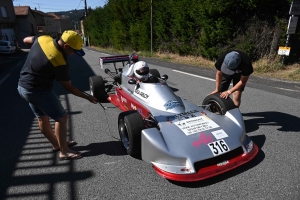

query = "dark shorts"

[
  {"left": 219, "top": 73, "right": 245, "bottom": 92},
  {"left": 17, "top": 85, "right": 66, "bottom": 121}
]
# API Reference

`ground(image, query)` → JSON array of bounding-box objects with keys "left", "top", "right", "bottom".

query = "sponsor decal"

[
  {"left": 166, "top": 110, "right": 198, "bottom": 121},
  {"left": 208, "top": 139, "right": 230, "bottom": 156},
  {"left": 217, "top": 160, "right": 229, "bottom": 166},
  {"left": 246, "top": 140, "right": 254, "bottom": 153},
  {"left": 174, "top": 116, "right": 219, "bottom": 136},
  {"left": 134, "top": 88, "right": 149, "bottom": 101},
  {"left": 211, "top": 129, "right": 228, "bottom": 140},
  {"left": 121, "top": 96, "right": 127, "bottom": 103},
  {"left": 192, "top": 133, "right": 214, "bottom": 148},
  {"left": 164, "top": 100, "right": 183, "bottom": 110},
  {"left": 215, "top": 162, "right": 238, "bottom": 173},
  {"left": 137, "top": 108, "right": 143, "bottom": 115},
  {"left": 180, "top": 168, "right": 191, "bottom": 172},
  {"left": 131, "top": 103, "right": 137, "bottom": 110}
]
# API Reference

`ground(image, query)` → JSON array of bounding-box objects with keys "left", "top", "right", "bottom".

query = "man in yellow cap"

[{"left": 17, "top": 30, "right": 98, "bottom": 160}]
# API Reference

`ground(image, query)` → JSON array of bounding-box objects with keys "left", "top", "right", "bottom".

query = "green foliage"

[{"left": 84, "top": 0, "right": 294, "bottom": 61}]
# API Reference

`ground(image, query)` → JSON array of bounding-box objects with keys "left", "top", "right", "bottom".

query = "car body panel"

[{"left": 97, "top": 54, "right": 259, "bottom": 182}]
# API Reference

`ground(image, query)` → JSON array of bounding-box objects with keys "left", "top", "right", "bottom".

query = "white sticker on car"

[
  {"left": 211, "top": 129, "right": 228, "bottom": 140},
  {"left": 174, "top": 116, "right": 219, "bottom": 136},
  {"left": 208, "top": 139, "right": 230, "bottom": 156},
  {"left": 134, "top": 87, "right": 149, "bottom": 102}
]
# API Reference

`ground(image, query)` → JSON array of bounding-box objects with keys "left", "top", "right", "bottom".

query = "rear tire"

[
  {"left": 89, "top": 76, "right": 107, "bottom": 101},
  {"left": 118, "top": 110, "right": 145, "bottom": 156},
  {"left": 202, "top": 93, "right": 236, "bottom": 115}
]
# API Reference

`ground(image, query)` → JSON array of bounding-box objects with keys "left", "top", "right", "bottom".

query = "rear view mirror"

[
  {"left": 128, "top": 79, "right": 137, "bottom": 84},
  {"left": 162, "top": 75, "right": 168, "bottom": 81}
]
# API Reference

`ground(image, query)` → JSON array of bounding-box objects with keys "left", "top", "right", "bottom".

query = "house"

[
  {"left": 32, "top": 9, "right": 55, "bottom": 37},
  {"left": 48, "top": 13, "right": 72, "bottom": 38},
  {"left": 0, "top": 0, "right": 17, "bottom": 42},
  {"left": 14, "top": 6, "right": 37, "bottom": 44}
]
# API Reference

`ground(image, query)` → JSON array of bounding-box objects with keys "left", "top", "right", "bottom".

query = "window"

[{"left": 1, "top": 7, "right": 8, "bottom": 18}]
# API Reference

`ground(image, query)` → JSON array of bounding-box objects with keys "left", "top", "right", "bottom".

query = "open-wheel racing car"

[{"left": 89, "top": 54, "right": 259, "bottom": 182}]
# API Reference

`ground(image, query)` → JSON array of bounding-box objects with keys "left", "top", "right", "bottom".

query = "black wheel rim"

[
  {"left": 206, "top": 100, "right": 222, "bottom": 115},
  {"left": 118, "top": 118, "right": 130, "bottom": 150}
]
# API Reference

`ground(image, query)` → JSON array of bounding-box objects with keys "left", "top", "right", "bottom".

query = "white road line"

[
  {"left": 0, "top": 74, "right": 10, "bottom": 86},
  {"left": 274, "top": 87, "right": 300, "bottom": 92},
  {"left": 173, "top": 69, "right": 299, "bottom": 93},
  {"left": 173, "top": 70, "right": 216, "bottom": 81}
]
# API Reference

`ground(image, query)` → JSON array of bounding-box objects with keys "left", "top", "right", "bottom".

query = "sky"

[{"left": 13, "top": 0, "right": 107, "bottom": 13}]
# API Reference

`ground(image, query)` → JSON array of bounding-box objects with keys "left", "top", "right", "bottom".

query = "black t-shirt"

[
  {"left": 215, "top": 50, "right": 253, "bottom": 76},
  {"left": 18, "top": 35, "right": 70, "bottom": 91}
]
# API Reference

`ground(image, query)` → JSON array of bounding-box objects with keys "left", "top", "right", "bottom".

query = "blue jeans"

[{"left": 17, "top": 85, "right": 66, "bottom": 121}]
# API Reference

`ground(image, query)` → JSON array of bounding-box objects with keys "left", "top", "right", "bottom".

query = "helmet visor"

[{"left": 135, "top": 66, "right": 149, "bottom": 75}]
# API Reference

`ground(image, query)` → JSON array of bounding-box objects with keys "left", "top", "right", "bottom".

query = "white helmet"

[{"left": 134, "top": 61, "right": 149, "bottom": 81}]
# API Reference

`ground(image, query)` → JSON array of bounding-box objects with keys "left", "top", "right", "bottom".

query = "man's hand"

[
  {"left": 86, "top": 95, "right": 98, "bottom": 104},
  {"left": 208, "top": 89, "right": 219, "bottom": 96},
  {"left": 220, "top": 90, "right": 231, "bottom": 99}
]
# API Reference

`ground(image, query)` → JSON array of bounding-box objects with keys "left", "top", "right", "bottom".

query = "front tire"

[
  {"left": 118, "top": 110, "right": 145, "bottom": 156},
  {"left": 89, "top": 76, "right": 107, "bottom": 101},
  {"left": 202, "top": 93, "right": 236, "bottom": 115}
]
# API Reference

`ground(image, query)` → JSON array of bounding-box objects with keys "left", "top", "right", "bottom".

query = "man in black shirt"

[
  {"left": 209, "top": 50, "right": 253, "bottom": 107},
  {"left": 18, "top": 30, "right": 98, "bottom": 160}
]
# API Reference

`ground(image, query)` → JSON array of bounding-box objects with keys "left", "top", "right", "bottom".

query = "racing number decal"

[{"left": 208, "top": 139, "right": 230, "bottom": 156}]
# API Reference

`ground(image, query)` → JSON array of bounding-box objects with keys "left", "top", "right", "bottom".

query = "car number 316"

[{"left": 208, "top": 139, "right": 230, "bottom": 156}]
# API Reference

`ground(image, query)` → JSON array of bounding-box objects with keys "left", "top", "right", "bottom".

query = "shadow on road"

[
  {"left": 0, "top": 52, "right": 98, "bottom": 199},
  {"left": 243, "top": 111, "right": 300, "bottom": 133},
  {"left": 72, "top": 141, "right": 127, "bottom": 157}
]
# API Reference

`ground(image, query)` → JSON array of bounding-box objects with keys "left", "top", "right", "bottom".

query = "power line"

[{"left": 76, "top": 0, "right": 82, "bottom": 9}]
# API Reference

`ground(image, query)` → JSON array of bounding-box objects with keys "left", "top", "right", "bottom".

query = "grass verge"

[{"left": 92, "top": 46, "right": 300, "bottom": 82}]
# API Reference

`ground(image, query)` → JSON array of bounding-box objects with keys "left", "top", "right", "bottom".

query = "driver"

[
  {"left": 133, "top": 61, "right": 158, "bottom": 83},
  {"left": 129, "top": 53, "right": 139, "bottom": 65}
]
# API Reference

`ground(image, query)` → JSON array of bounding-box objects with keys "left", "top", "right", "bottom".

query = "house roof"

[
  {"left": 14, "top": 6, "right": 30, "bottom": 16},
  {"left": 48, "top": 13, "right": 60, "bottom": 19},
  {"left": 32, "top": 9, "right": 51, "bottom": 17}
]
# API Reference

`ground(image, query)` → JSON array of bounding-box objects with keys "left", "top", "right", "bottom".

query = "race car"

[{"left": 89, "top": 54, "right": 259, "bottom": 182}]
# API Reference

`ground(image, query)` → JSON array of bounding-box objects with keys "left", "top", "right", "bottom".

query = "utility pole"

[
  {"left": 151, "top": 0, "right": 152, "bottom": 55},
  {"left": 84, "top": 0, "right": 88, "bottom": 17},
  {"left": 84, "top": 0, "right": 89, "bottom": 46},
  {"left": 281, "top": 0, "right": 299, "bottom": 66}
]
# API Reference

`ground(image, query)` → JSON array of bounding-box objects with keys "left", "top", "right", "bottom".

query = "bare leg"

[
  {"left": 55, "top": 114, "right": 80, "bottom": 157},
  {"left": 38, "top": 115, "right": 59, "bottom": 150},
  {"left": 232, "top": 91, "right": 242, "bottom": 107}
]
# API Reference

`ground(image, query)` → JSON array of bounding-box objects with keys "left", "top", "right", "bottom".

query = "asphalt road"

[{"left": 0, "top": 48, "right": 299, "bottom": 200}]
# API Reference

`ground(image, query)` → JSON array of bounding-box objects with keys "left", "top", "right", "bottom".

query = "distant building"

[
  {"left": 32, "top": 9, "right": 55, "bottom": 37},
  {"left": 0, "top": 0, "right": 17, "bottom": 42},
  {"left": 14, "top": 6, "right": 37, "bottom": 44},
  {"left": 48, "top": 13, "right": 72, "bottom": 38}
]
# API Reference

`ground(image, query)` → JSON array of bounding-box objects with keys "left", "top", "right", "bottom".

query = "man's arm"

[
  {"left": 59, "top": 80, "right": 98, "bottom": 104},
  {"left": 220, "top": 75, "right": 249, "bottom": 98},
  {"left": 209, "top": 70, "right": 223, "bottom": 95},
  {"left": 23, "top": 36, "right": 35, "bottom": 48}
]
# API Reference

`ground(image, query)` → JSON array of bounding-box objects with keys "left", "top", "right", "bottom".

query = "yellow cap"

[{"left": 61, "top": 30, "right": 83, "bottom": 50}]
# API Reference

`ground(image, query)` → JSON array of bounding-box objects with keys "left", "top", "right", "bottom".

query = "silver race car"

[{"left": 89, "top": 54, "right": 259, "bottom": 182}]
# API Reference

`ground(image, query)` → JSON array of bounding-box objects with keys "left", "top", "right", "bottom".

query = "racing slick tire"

[
  {"left": 202, "top": 93, "right": 237, "bottom": 115},
  {"left": 89, "top": 76, "right": 107, "bottom": 101},
  {"left": 118, "top": 110, "right": 145, "bottom": 156},
  {"left": 150, "top": 69, "right": 161, "bottom": 78}
]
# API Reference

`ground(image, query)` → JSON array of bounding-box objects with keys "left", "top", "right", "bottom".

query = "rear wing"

[{"left": 99, "top": 55, "right": 129, "bottom": 70}]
